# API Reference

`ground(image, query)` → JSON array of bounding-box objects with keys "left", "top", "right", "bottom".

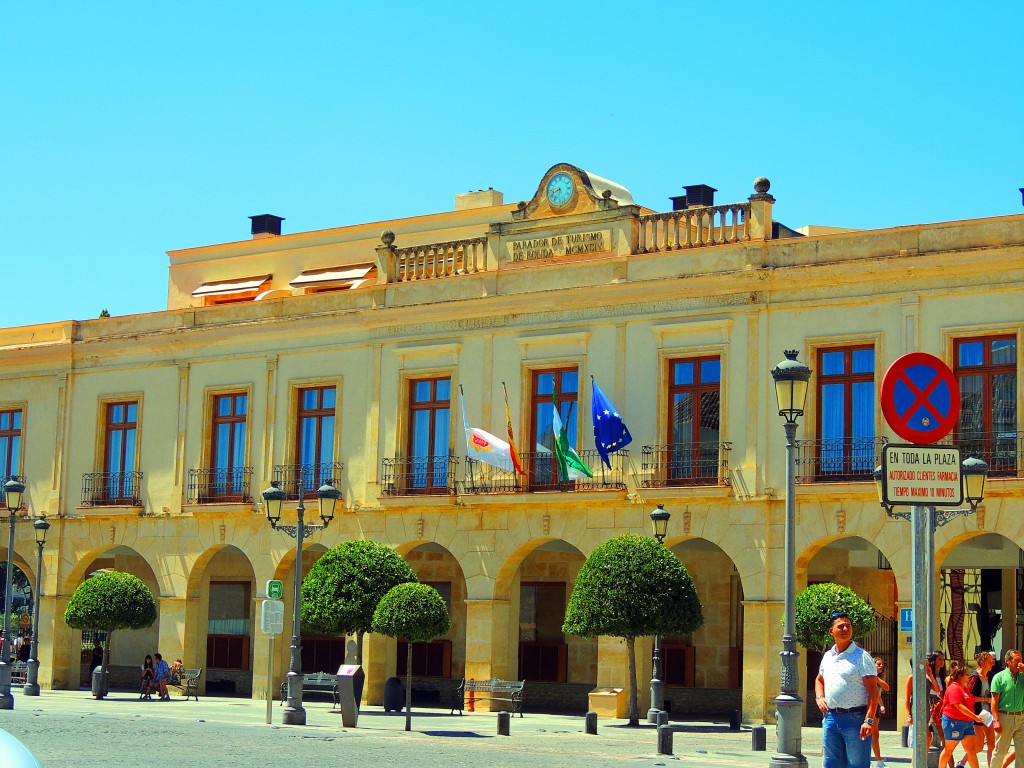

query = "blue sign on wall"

[{"left": 900, "top": 608, "right": 913, "bottom": 633}]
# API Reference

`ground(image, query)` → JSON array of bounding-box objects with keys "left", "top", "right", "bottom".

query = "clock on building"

[{"left": 545, "top": 173, "right": 575, "bottom": 207}]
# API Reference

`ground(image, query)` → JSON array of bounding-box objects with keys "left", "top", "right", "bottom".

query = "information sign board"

[
  {"left": 260, "top": 599, "right": 285, "bottom": 635},
  {"left": 900, "top": 608, "right": 913, "bottom": 633},
  {"left": 881, "top": 443, "right": 962, "bottom": 506}
]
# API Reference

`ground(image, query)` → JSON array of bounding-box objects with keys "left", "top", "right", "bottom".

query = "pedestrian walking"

[
  {"left": 938, "top": 660, "right": 985, "bottom": 768},
  {"left": 814, "top": 611, "right": 880, "bottom": 768},
  {"left": 991, "top": 649, "right": 1024, "bottom": 768},
  {"left": 871, "top": 656, "right": 890, "bottom": 768}
]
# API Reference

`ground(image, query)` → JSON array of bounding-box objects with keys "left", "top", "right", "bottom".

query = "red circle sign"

[{"left": 880, "top": 352, "right": 960, "bottom": 444}]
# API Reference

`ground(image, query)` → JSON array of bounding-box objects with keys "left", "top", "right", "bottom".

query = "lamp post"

[
  {"left": 769, "top": 350, "right": 811, "bottom": 768},
  {"left": 0, "top": 477, "right": 26, "bottom": 710},
  {"left": 647, "top": 504, "right": 671, "bottom": 724},
  {"left": 261, "top": 478, "right": 341, "bottom": 726},
  {"left": 23, "top": 515, "right": 49, "bottom": 696}
]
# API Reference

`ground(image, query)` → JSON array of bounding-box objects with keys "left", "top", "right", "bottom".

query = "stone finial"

[
  {"left": 380, "top": 230, "right": 396, "bottom": 246},
  {"left": 602, "top": 189, "right": 612, "bottom": 199},
  {"left": 754, "top": 177, "right": 771, "bottom": 195},
  {"left": 517, "top": 201, "right": 527, "bottom": 211}
]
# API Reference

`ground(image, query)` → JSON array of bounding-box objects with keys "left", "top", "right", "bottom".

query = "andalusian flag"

[
  {"left": 551, "top": 393, "right": 593, "bottom": 481},
  {"left": 460, "top": 387, "right": 517, "bottom": 472}
]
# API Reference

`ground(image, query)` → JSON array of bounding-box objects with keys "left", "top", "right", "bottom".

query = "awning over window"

[
  {"left": 191, "top": 275, "right": 271, "bottom": 298},
  {"left": 289, "top": 264, "right": 374, "bottom": 289}
]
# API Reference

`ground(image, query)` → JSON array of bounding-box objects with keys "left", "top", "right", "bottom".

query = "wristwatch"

[{"left": 865, "top": 718, "right": 875, "bottom": 725}]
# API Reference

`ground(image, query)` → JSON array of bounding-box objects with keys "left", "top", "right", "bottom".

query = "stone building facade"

[{"left": 1, "top": 163, "right": 1022, "bottom": 722}]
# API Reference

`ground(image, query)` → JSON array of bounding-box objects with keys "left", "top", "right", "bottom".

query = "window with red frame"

[
  {"left": 955, "top": 335, "right": 1017, "bottom": 475},
  {"left": 815, "top": 346, "right": 875, "bottom": 480}
]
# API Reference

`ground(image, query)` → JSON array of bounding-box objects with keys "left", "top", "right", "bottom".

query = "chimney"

[
  {"left": 455, "top": 188, "right": 503, "bottom": 211},
  {"left": 669, "top": 195, "right": 687, "bottom": 211},
  {"left": 1019, "top": 187, "right": 1024, "bottom": 207},
  {"left": 249, "top": 214, "right": 285, "bottom": 239},
  {"left": 681, "top": 184, "right": 716, "bottom": 208}
]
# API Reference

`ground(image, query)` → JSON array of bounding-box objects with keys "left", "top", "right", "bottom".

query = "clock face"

[{"left": 546, "top": 173, "right": 575, "bottom": 207}]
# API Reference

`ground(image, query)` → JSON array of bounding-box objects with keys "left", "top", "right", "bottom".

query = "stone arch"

[
  {"left": 798, "top": 533, "right": 899, "bottom": 607},
  {"left": 665, "top": 537, "right": 746, "bottom": 696},
  {"left": 185, "top": 544, "right": 257, "bottom": 696},
  {"left": 936, "top": 531, "right": 1023, "bottom": 662},
  {"left": 382, "top": 541, "right": 469, "bottom": 695},
  {"left": 798, "top": 533, "right": 900, "bottom": 719},
  {"left": 0, "top": 544, "right": 35, "bottom": 640},
  {"left": 495, "top": 538, "right": 591, "bottom": 705},
  {"left": 58, "top": 544, "right": 161, "bottom": 690}
]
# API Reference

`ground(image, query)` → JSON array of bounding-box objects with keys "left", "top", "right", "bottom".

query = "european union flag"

[{"left": 591, "top": 378, "right": 632, "bottom": 469}]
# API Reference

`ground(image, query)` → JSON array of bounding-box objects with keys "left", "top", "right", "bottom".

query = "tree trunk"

[
  {"left": 405, "top": 642, "right": 413, "bottom": 732},
  {"left": 626, "top": 636, "right": 639, "bottom": 726}
]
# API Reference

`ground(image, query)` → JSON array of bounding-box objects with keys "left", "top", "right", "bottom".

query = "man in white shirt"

[{"left": 814, "top": 611, "right": 880, "bottom": 768}]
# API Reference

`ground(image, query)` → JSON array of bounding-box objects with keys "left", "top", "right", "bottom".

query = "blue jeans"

[{"left": 822, "top": 710, "right": 871, "bottom": 768}]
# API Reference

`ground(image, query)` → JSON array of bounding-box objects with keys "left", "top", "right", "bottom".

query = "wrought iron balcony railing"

[
  {"left": 380, "top": 456, "right": 458, "bottom": 496},
  {"left": 81, "top": 471, "right": 143, "bottom": 506},
  {"left": 272, "top": 463, "right": 345, "bottom": 499},
  {"left": 187, "top": 467, "right": 253, "bottom": 504},
  {"left": 939, "top": 431, "right": 1022, "bottom": 478},
  {"left": 640, "top": 443, "right": 731, "bottom": 487},
  {"left": 794, "top": 437, "right": 887, "bottom": 484},
  {"left": 461, "top": 450, "right": 627, "bottom": 494}
]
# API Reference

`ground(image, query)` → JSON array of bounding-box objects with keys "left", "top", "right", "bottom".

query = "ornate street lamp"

[
  {"left": 261, "top": 478, "right": 341, "bottom": 725},
  {"left": 0, "top": 477, "right": 26, "bottom": 710},
  {"left": 647, "top": 504, "right": 670, "bottom": 723},
  {"left": 23, "top": 515, "right": 49, "bottom": 696},
  {"left": 770, "top": 351, "right": 811, "bottom": 768},
  {"left": 962, "top": 455, "right": 988, "bottom": 512}
]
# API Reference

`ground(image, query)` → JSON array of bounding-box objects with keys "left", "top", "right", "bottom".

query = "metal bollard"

[
  {"left": 729, "top": 710, "right": 741, "bottom": 731},
  {"left": 657, "top": 724, "right": 674, "bottom": 755},
  {"left": 585, "top": 711, "right": 598, "bottom": 735},
  {"left": 656, "top": 711, "right": 669, "bottom": 727},
  {"left": 751, "top": 724, "right": 767, "bottom": 751},
  {"left": 901, "top": 724, "right": 909, "bottom": 748},
  {"left": 497, "top": 711, "right": 510, "bottom": 736}
]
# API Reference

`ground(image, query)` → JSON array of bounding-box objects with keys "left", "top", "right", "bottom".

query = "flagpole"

[{"left": 459, "top": 385, "right": 478, "bottom": 493}]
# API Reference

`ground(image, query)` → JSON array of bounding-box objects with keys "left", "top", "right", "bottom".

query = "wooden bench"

[
  {"left": 451, "top": 678, "right": 525, "bottom": 717},
  {"left": 167, "top": 667, "right": 203, "bottom": 701},
  {"left": 280, "top": 671, "right": 339, "bottom": 707}
]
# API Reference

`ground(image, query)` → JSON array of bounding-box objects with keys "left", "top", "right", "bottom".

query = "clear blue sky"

[{"left": 4, "top": 2, "right": 1021, "bottom": 328}]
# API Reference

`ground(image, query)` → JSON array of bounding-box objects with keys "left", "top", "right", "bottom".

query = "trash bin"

[
  {"left": 384, "top": 676, "right": 405, "bottom": 712},
  {"left": 91, "top": 666, "right": 108, "bottom": 699}
]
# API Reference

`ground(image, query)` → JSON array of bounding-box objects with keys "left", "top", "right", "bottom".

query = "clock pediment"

[{"left": 514, "top": 163, "right": 634, "bottom": 220}]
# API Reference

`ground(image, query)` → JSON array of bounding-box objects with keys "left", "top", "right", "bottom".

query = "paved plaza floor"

[{"left": 0, "top": 689, "right": 912, "bottom": 768}]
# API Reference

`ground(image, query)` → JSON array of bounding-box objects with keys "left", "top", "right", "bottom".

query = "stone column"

[
  {"left": 375, "top": 231, "right": 397, "bottom": 284},
  {"left": 748, "top": 178, "right": 775, "bottom": 241},
  {"left": 742, "top": 599, "right": 781, "bottom": 723},
  {"left": 464, "top": 598, "right": 511, "bottom": 675}
]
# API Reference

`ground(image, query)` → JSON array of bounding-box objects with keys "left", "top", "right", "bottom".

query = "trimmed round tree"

[
  {"left": 372, "top": 582, "right": 451, "bottom": 732},
  {"left": 563, "top": 533, "right": 703, "bottom": 726},
  {"left": 63, "top": 571, "right": 157, "bottom": 698},
  {"left": 301, "top": 540, "right": 418, "bottom": 666},
  {"left": 794, "top": 582, "right": 875, "bottom": 651}
]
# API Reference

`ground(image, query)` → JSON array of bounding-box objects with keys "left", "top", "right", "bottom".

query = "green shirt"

[{"left": 991, "top": 668, "right": 1024, "bottom": 713}]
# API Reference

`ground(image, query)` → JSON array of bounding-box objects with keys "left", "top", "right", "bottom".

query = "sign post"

[
  {"left": 878, "top": 352, "right": 962, "bottom": 768},
  {"left": 261, "top": 599, "right": 285, "bottom": 725}
]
